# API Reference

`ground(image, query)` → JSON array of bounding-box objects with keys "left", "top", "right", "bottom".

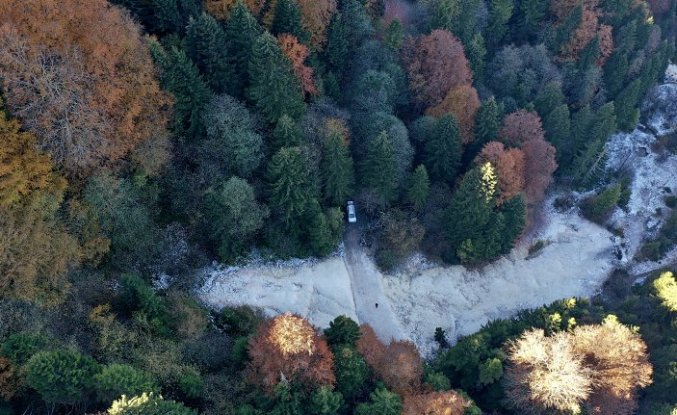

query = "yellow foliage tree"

[
  {"left": 0, "top": 109, "right": 53, "bottom": 206},
  {"left": 653, "top": 271, "right": 677, "bottom": 312}
]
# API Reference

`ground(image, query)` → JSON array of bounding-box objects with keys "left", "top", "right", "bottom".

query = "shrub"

[{"left": 108, "top": 392, "right": 195, "bottom": 415}]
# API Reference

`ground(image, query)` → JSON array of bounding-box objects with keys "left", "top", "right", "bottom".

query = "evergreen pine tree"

[
  {"left": 424, "top": 114, "right": 462, "bottom": 185},
  {"left": 516, "top": 0, "right": 547, "bottom": 41},
  {"left": 272, "top": 115, "right": 302, "bottom": 150},
  {"left": 266, "top": 147, "right": 316, "bottom": 227},
  {"left": 360, "top": 131, "right": 399, "bottom": 203},
  {"left": 272, "top": 0, "right": 308, "bottom": 42},
  {"left": 185, "top": 13, "right": 236, "bottom": 94},
  {"left": 321, "top": 129, "right": 355, "bottom": 206},
  {"left": 486, "top": 0, "right": 514, "bottom": 50},
  {"left": 355, "top": 387, "right": 402, "bottom": 415},
  {"left": 406, "top": 165, "right": 430, "bottom": 212},
  {"left": 248, "top": 32, "right": 305, "bottom": 123},
  {"left": 544, "top": 104, "right": 571, "bottom": 165},
  {"left": 385, "top": 19, "right": 404, "bottom": 50},
  {"left": 150, "top": 41, "right": 212, "bottom": 138},
  {"left": 615, "top": 80, "right": 641, "bottom": 131},
  {"left": 467, "top": 33, "right": 487, "bottom": 82},
  {"left": 308, "top": 386, "right": 344, "bottom": 415},
  {"left": 306, "top": 201, "right": 339, "bottom": 257},
  {"left": 577, "top": 36, "right": 600, "bottom": 72},
  {"left": 533, "top": 82, "right": 565, "bottom": 116},
  {"left": 324, "top": 12, "right": 350, "bottom": 76},
  {"left": 151, "top": 0, "right": 201, "bottom": 35},
  {"left": 464, "top": 97, "right": 502, "bottom": 166},
  {"left": 225, "top": 0, "right": 264, "bottom": 98},
  {"left": 569, "top": 103, "right": 616, "bottom": 188},
  {"left": 500, "top": 195, "right": 526, "bottom": 251},
  {"left": 443, "top": 163, "right": 497, "bottom": 263},
  {"left": 550, "top": 5, "right": 582, "bottom": 55}
]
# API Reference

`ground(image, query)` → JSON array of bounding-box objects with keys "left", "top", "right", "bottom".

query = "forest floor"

[{"left": 198, "top": 66, "right": 677, "bottom": 356}]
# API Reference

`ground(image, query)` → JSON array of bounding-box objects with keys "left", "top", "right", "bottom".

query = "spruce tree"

[
  {"left": 248, "top": 32, "right": 305, "bottom": 123},
  {"left": 443, "top": 164, "right": 496, "bottom": 263},
  {"left": 516, "top": 0, "right": 547, "bottom": 41},
  {"left": 308, "top": 386, "right": 344, "bottom": 415},
  {"left": 185, "top": 13, "right": 236, "bottom": 94},
  {"left": 271, "top": 0, "right": 308, "bottom": 42},
  {"left": 321, "top": 129, "right": 355, "bottom": 206},
  {"left": 266, "top": 147, "right": 316, "bottom": 227},
  {"left": 533, "top": 82, "right": 565, "bottom": 117},
  {"left": 464, "top": 97, "right": 502, "bottom": 166},
  {"left": 150, "top": 42, "right": 212, "bottom": 138},
  {"left": 406, "top": 165, "right": 430, "bottom": 212},
  {"left": 355, "top": 387, "right": 402, "bottom": 415},
  {"left": 385, "top": 19, "right": 404, "bottom": 50},
  {"left": 615, "top": 79, "right": 641, "bottom": 131},
  {"left": 486, "top": 0, "right": 514, "bottom": 50},
  {"left": 272, "top": 115, "right": 302, "bottom": 150},
  {"left": 359, "top": 131, "right": 399, "bottom": 203},
  {"left": 544, "top": 104, "right": 571, "bottom": 164},
  {"left": 150, "top": 0, "right": 201, "bottom": 35},
  {"left": 500, "top": 195, "right": 526, "bottom": 252},
  {"left": 424, "top": 114, "right": 462, "bottom": 185},
  {"left": 225, "top": 1, "right": 263, "bottom": 98}
]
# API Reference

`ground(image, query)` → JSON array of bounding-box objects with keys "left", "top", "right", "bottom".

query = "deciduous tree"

[
  {"left": 477, "top": 142, "right": 526, "bottom": 203},
  {"left": 426, "top": 85, "right": 481, "bottom": 144},
  {"left": 278, "top": 34, "right": 318, "bottom": 96},
  {"left": 246, "top": 313, "right": 336, "bottom": 392},
  {"left": 0, "top": 0, "right": 171, "bottom": 174},
  {"left": 402, "top": 29, "right": 473, "bottom": 108},
  {"left": 402, "top": 391, "right": 473, "bottom": 415}
]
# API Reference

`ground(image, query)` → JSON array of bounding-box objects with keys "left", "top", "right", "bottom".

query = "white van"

[{"left": 347, "top": 201, "right": 357, "bottom": 223}]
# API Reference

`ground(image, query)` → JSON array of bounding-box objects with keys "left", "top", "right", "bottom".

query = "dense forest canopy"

[{"left": 0, "top": 0, "right": 675, "bottom": 413}]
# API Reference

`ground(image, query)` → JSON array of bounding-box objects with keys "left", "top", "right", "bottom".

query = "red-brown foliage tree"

[
  {"left": 499, "top": 110, "right": 545, "bottom": 147},
  {"left": 521, "top": 137, "right": 557, "bottom": 206},
  {"left": 0, "top": 0, "right": 171, "bottom": 175},
  {"left": 499, "top": 111, "right": 557, "bottom": 206},
  {"left": 298, "top": 0, "right": 337, "bottom": 50},
  {"left": 402, "top": 29, "right": 473, "bottom": 108},
  {"left": 477, "top": 142, "right": 526, "bottom": 204},
  {"left": 426, "top": 84, "right": 481, "bottom": 144},
  {"left": 246, "top": 313, "right": 336, "bottom": 392},
  {"left": 356, "top": 324, "right": 387, "bottom": 368},
  {"left": 402, "top": 391, "right": 473, "bottom": 415},
  {"left": 376, "top": 341, "right": 423, "bottom": 395},
  {"left": 560, "top": 7, "right": 614, "bottom": 64},
  {"left": 278, "top": 34, "right": 318, "bottom": 97}
]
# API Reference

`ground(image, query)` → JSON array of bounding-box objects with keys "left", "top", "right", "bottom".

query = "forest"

[{"left": 0, "top": 0, "right": 676, "bottom": 413}]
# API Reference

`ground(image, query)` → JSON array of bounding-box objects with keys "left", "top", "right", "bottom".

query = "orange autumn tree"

[
  {"left": 246, "top": 313, "right": 335, "bottom": 392},
  {"left": 572, "top": 316, "right": 653, "bottom": 415},
  {"left": 278, "top": 34, "right": 318, "bottom": 97},
  {"left": 298, "top": 0, "right": 337, "bottom": 50},
  {"left": 356, "top": 324, "right": 387, "bottom": 368},
  {"left": 499, "top": 110, "right": 557, "bottom": 206},
  {"left": 426, "top": 84, "right": 481, "bottom": 144},
  {"left": 402, "top": 29, "right": 473, "bottom": 108},
  {"left": 0, "top": 106, "right": 83, "bottom": 305},
  {"left": 0, "top": 0, "right": 171, "bottom": 175},
  {"left": 356, "top": 324, "right": 423, "bottom": 395},
  {"left": 477, "top": 142, "right": 526, "bottom": 204},
  {"left": 402, "top": 391, "right": 474, "bottom": 415},
  {"left": 0, "top": 109, "right": 53, "bottom": 206},
  {"left": 560, "top": 7, "right": 614, "bottom": 63}
]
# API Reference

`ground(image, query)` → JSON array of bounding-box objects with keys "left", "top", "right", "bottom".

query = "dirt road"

[{"left": 342, "top": 227, "right": 405, "bottom": 343}]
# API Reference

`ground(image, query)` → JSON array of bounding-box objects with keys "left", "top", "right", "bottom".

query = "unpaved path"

[{"left": 343, "top": 227, "right": 405, "bottom": 343}]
